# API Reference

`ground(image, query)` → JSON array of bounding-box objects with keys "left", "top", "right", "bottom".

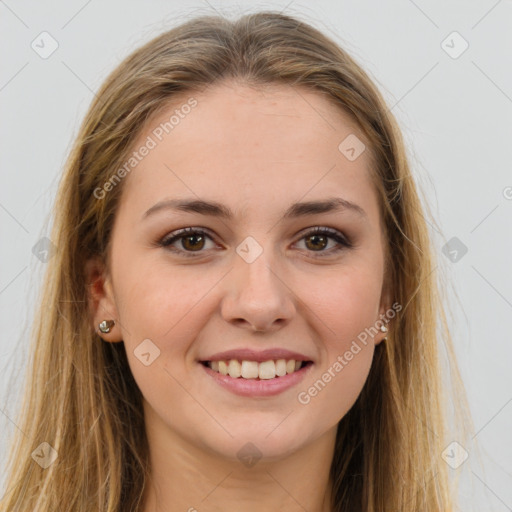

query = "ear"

[
  {"left": 375, "top": 275, "right": 393, "bottom": 346},
  {"left": 85, "top": 256, "right": 123, "bottom": 343}
]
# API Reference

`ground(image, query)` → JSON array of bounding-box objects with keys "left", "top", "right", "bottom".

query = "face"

[{"left": 90, "top": 81, "right": 391, "bottom": 462}]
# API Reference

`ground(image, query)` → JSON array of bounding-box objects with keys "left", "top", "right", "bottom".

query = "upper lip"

[{"left": 202, "top": 348, "right": 313, "bottom": 363}]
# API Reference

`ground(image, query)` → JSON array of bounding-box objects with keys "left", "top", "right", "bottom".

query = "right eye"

[{"left": 158, "top": 227, "right": 219, "bottom": 257}]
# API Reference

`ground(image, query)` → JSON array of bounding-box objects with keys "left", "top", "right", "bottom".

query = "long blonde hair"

[{"left": 1, "top": 10, "right": 473, "bottom": 511}]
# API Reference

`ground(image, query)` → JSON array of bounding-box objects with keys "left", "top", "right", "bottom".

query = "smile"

[
  {"left": 204, "top": 359, "right": 310, "bottom": 379},
  {"left": 200, "top": 359, "right": 314, "bottom": 397}
]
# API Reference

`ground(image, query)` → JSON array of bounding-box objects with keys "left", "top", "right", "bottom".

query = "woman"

[{"left": 0, "top": 10, "right": 472, "bottom": 512}]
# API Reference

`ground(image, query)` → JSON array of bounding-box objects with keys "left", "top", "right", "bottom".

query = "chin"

[{"left": 202, "top": 417, "right": 319, "bottom": 463}]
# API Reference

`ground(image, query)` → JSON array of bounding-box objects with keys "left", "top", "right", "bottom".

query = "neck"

[{"left": 140, "top": 401, "right": 336, "bottom": 512}]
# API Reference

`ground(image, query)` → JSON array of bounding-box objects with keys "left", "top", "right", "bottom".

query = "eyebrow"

[{"left": 142, "top": 196, "right": 368, "bottom": 221}]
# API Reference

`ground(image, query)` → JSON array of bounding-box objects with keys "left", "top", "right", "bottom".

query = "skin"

[{"left": 87, "top": 80, "right": 391, "bottom": 512}]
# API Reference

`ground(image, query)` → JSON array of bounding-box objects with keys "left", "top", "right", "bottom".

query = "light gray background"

[{"left": 1, "top": 1, "right": 511, "bottom": 510}]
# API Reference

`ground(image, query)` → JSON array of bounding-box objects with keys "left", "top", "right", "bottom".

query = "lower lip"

[{"left": 201, "top": 362, "right": 313, "bottom": 397}]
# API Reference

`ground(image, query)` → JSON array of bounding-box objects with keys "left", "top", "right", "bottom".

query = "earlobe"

[
  {"left": 85, "top": 257, "right": 123, "bottom": 343},
  {"left": 378, "top": 323, "right": 388, "bottom": 344},
  {"left": 376, "top": 283, "right": 393, "bottom": 345}
]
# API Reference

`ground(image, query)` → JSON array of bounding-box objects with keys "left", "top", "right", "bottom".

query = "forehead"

[{"left": 116, "top": 81, "right": 379, "bottom": 223}]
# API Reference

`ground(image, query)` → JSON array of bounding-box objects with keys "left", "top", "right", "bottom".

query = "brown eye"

[
  {"left": 296, "top": 227, "right": 352, "bottom": 257},
  {"left": 159, "top": 227, "right": 216, "bottom": 257},
  {"left": 181, "top": 233, "right": 205, "bottom": 251},
  {"left": 304, "top": 233, "right": 329, "bottom": 251}
]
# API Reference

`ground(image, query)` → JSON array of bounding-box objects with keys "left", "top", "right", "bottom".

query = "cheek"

[
  {"left": 297, "top": 340, "right": 374, "bottom": 435},
  {"left": 305, "top": 263, "right": 383, "bottom": 343},
  {"left": 111, "top": 263, "right": 224, "bottom": 401},
  {"left": 114, "top": 259, "right": 217, "bottom": 342},
  {"left": 294, "top": 266, "right": 382, "bottom": 417}
]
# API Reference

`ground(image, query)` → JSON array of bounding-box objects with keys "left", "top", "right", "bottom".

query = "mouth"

[
  {"left": 200, "top": 359, "right": 313, "bottom": 380},
  {"left": 199, "top": 358, "right": 314, "bottom": 397}
]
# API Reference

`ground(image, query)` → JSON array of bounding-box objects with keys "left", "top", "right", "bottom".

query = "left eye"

[
  {"left": 295, "top": 227, "right": 352, "bottom": 256},
  {"left": 158, "top": 226, "right": 351, "bottom": 257}
]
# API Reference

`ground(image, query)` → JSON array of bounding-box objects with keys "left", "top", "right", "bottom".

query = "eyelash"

[{"left": 158, "top": 226, "right": 353, "bottom": 259}]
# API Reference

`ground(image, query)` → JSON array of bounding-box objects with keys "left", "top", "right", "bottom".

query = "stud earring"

[
  {"left": 380, "top": 324, "right": 388, "bottom": 341},
  {"left": 98, "top": 320, "right": 115, "bottom": 334}
]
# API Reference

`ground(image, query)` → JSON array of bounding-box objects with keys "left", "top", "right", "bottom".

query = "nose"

[{"left": 220, "top": 250, "right": 296, "bottom": 333}]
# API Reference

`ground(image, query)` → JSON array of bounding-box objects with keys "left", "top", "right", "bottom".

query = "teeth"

[
  {"left": 241, "top": 360, "right": 259, "bottom": 379},
  {"left": 207, "top": 359, "right": 305, "bottom": 379},
  {"left": 228, "top": 360, "right": 241, "bottom": 378},
  {"left": 259, "top": 360, "right": 276, "bottom": 380},
  {"left": 218, "top": 361, "right": 228, "bottom": 376},
  {"left": 275, "top": 359, "right": 287, "bottom": 377}
]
